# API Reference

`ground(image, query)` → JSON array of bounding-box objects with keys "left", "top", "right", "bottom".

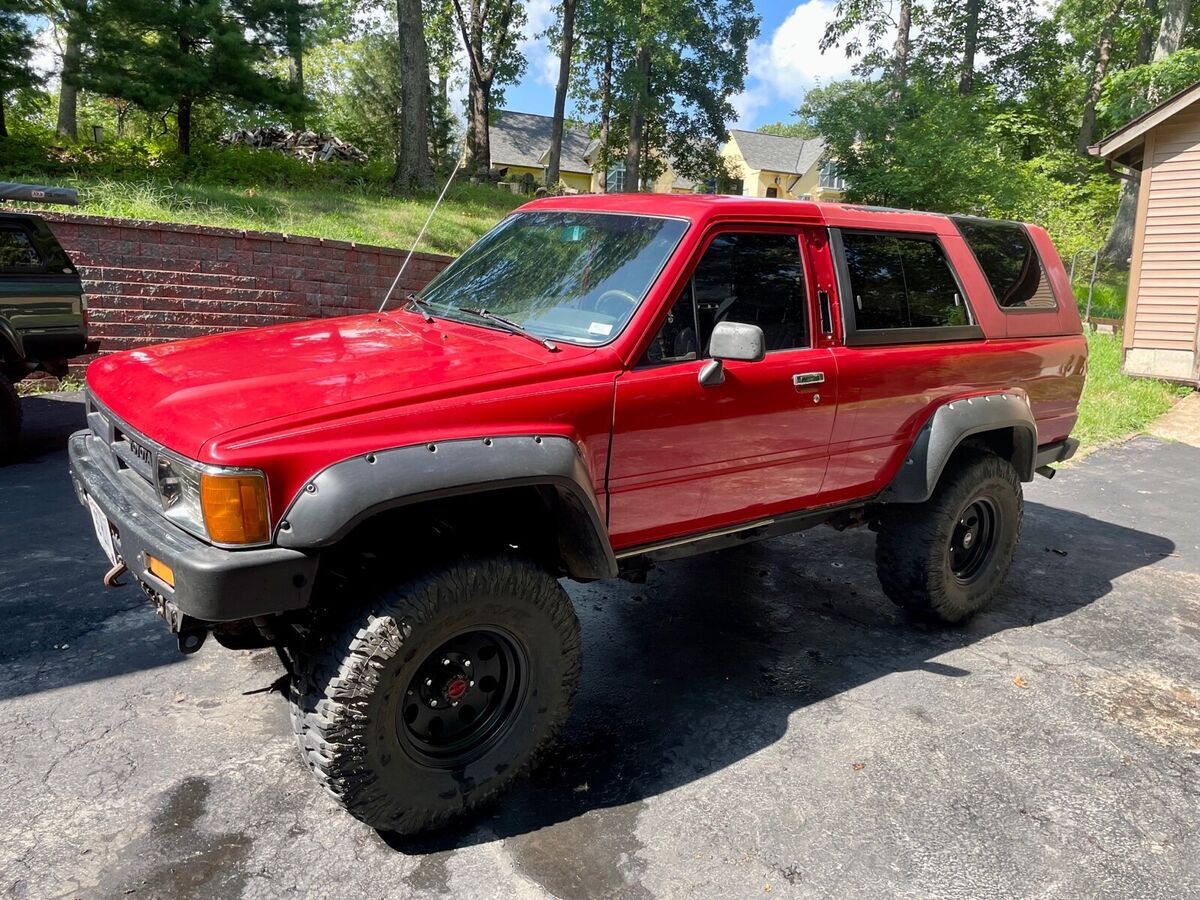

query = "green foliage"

[
  {"left": 0, "top": 2, "right": 42, "bottom": 125},
  {"left": 1099, "top": 48, "right": 1200, "bottom": 132},
  {"left": 756, "top": 120, "right": 819, "bottom": 139},
  {"left": 79, "top": 0, "right": 299, "bottom": 151},
  {"left": 1073, "top": 331, "right": 1191, "bottom": 449}
]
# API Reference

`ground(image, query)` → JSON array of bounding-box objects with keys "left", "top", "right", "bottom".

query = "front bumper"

[{"left": 68, "top": 430, "right": 318, "bottom": 625}]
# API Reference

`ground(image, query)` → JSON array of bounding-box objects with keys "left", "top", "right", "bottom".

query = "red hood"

[{"left": 85, "top": 312, "right": 553, "bottom": 458}]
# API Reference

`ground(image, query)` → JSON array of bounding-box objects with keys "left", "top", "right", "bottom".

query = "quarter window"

[
  {"left": 643, "top": 232, "right": 808, "bottom": 364},
  {"left": 841, "top": 232, "right": 969, "bottom": 330},
  {"left": 954, "top": 217, "right": 1056, "bottom": 309},
  {"left": 0, "top": 227, "right": 43, "bottom": 273}
]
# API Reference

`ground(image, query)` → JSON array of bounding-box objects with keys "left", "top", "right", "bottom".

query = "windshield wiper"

[
  {"left": 405, "top": 292, "right": 435, "bottom": 323},
  {"left": 456, "top": 307, "right": 559, "bottom": 352}
]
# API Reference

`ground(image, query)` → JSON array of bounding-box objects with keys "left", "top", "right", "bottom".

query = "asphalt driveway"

[{"left": 2, "top": 394, "right": 1199, "bottom": 899}]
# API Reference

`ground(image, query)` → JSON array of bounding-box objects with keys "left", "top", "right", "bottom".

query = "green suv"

[{"left": 0, "top": 183, "right": 96, "bottom": 453}]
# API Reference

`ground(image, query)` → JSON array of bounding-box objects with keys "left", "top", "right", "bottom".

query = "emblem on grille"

[{"left": 128, "top": 440, "right": 153, "bottom": 466}]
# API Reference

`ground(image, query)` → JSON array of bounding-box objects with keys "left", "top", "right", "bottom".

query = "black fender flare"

[
  {"left": 275, "top": 434, "right": 618, "bottom": 580},
  {"left": 880, "top": 392, "right": 1038, "bottom": 504}
]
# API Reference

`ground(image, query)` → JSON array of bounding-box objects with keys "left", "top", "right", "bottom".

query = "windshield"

[{"left": 417, "top": 211, "right": 688, "bottom": 346}]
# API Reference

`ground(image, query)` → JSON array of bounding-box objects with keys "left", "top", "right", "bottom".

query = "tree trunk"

[
  {"left": 56, "top": 13, "right": 82, "bottom": 140},
  {"left": 178, "top": 97, "right": 192, "bottom": 155},
  {"left": 624, "top": 41, "right": 651, "bottom": 192},
  {"left": 893, "top": 0, "right": 912, "bottom": 87},
  {"left": 0, "top": 95, "right": 7, "bottom": 139},
  {"left": 1154, "top": 0, "right": 1191, "bottom": 59},
  {"left": 285, "top": 0, "right": 306, "bottom": 130},
  {"left": 1101, "top": 179, "right": 1140, "bottom": 266},
  {"left": 1136, "top": 0, "right": 1160, "bottom": 63},
  {"left": 1101, "top": 0, "right": 1192, "bottom": 265},
  {"left": 393, "top": 0, "right": 435, "bottom": 192},
  {"left": 958, "top": 0, "right": 980, "bottom": 96},
  {"left": 1078, "top": 0, "right": 1125, "bottom": 156},
  {"left": 546, "top": 0, "right": 577, "bottom": 186},
  {"left": 596, "top": 39, "right": 613, "bottom": 192},
  {"left": 466, "top": 78, "right": 491, "bottom": 174}
]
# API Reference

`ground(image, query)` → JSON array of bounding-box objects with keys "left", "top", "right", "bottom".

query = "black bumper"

[{"left": 68, "top": 430, "right": 318, "bottom": 625}]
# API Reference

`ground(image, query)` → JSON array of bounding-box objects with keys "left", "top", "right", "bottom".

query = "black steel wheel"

[
  {"left": 290, "top": 555, "right": 581, "bottom": 834},
  {"left": 398, "top": 627, "right": 529, "bottom": 768},
  {"left": 876, "top": 449, "right": 1023, "bottom": 623}
]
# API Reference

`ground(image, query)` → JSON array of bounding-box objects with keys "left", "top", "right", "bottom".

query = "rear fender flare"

[
  {"left": 881, "top": 392, "right": 1038, "bottom": 504},
  {"left": 276, "top": 434, "right": 618, "bottom": 579},
  {"left": 0, "top": 319, "right": 24, "bottom": 362}
]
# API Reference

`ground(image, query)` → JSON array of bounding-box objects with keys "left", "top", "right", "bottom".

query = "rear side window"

[
  {"left": 841, "top": 232, "right": 970, "bottom": 329},
  {"left": 0, "top": 227, "right": 43, "bottom": 274},
  {"left": 643, "top": 231, "right": 808, "bottom": 364},
  {"left": 954, "top": 218, "right": 1056, "bottom": 310}
]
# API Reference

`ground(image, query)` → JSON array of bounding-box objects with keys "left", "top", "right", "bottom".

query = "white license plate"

[{"left": 86, "top": 495, "right": 119, "bottom": 567}]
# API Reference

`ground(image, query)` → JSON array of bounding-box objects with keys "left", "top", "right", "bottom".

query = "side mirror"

[{"left": 698, "top": 321, "right": 766, "bottom": 387}]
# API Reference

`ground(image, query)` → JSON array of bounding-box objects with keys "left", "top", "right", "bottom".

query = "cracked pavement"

[{"left": 2, "top": 393, "right": 1199, "bottom": 899}]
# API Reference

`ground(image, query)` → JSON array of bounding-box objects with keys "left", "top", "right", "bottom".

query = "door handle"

[{"left": 793, "top": 372, "right": 825, "bottom": 388}]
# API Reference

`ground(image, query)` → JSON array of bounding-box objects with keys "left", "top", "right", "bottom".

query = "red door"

[{"left": 606, "top": 227, "right": 838, "bottom": 550}]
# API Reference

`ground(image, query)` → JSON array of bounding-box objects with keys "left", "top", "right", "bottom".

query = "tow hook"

[
  {"left": 103, "top": 561, "right": 128, "bottom": 588},
  {"left": 178, "top": 628, "right": 207, "bottom": 655}
]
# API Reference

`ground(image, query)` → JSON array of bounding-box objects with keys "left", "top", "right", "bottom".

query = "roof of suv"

[{"left": 519, "top": 193, "right": 962, "bottom": 234}]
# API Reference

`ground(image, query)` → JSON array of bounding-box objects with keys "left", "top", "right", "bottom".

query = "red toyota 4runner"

[{"left": 69, "top": 195, "right": 1086, "bottom": 833}]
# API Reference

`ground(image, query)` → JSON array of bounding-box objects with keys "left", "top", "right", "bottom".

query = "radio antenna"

[{"left": 378, "top": 153, "right": 464, "bottom": 314}]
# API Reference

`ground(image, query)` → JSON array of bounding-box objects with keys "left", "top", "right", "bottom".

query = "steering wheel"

[{"left": 595, "top": 289, "right": 638, "bottom": 320}]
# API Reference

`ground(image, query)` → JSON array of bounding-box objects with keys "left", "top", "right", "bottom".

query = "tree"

[
  {"left": 545, "top": 0, "right": 577, "bottom": 186},
  {"left": 39, "top": 0, "right": 89, "bottom": 139},
  {"left": 450, "top": 0, "right": 526, "bottom": 174},
  {"left": 425, "top": 0, "right": 461, "bottom": 169},
  {"left": 1077, "top": 0, "right": 1128, "bottom": 154},
  {"left": 393, "top": 0, "right": 434, "bottom": 190},
  {"left": 0, "top": 1, "right": 40, "bottom": 138},
  {"left": 80, "top": 0, "right": 296, "bottom": 154}
]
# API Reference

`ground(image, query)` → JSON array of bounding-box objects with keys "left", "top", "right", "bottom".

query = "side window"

[
  {"left": 643, "top": 232, "right": 808, "bottom": 364},
  {"left": 954, "top": 217, "right": 1056, "bottom": 310},
  {"left": 841, "top": 232, "right": 970, "bottom": 331},
  {"left": 0, "top": 227, "right": 44, "bottom": 274}
]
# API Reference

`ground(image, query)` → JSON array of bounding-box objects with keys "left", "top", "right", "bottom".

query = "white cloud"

[
  {"left": 519, "top": 0, "right": 560, "bottom": 89},
  {"left": 737, "top": 0, "right": 866, "bottom": 128}
]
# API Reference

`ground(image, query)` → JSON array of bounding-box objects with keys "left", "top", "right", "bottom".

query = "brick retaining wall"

[{"left": 35, "top": 213, "right": 454, "bottom": 368}]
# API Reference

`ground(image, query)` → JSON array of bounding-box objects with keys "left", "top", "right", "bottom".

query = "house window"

[
  {"left": 819, "top": 162, "right": 846, "bottom": 192},
  {"left": 766, "top": 186, "right": 778, "bottom": 198},
  {"left": 606, "top": 161, "right": 626, "bottom": 193}
]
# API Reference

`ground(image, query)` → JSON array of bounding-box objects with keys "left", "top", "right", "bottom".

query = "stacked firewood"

[{"left": 220, "top": 127, "right": 368, "bottom": 163}]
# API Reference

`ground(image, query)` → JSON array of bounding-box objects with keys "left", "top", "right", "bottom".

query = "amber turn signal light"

[
  {"left": 200, "top": 472, "right": 270, "bottom": 545},
  {"left": 146, "top": 555, "right": 175, "bottom": 588}
]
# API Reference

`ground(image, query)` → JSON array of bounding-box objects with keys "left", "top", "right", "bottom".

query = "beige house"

[
  {"left": 1091, "top": 80, "right": 1200, "bottom": 385},
  {"left": 488, "top": 110, "right": 694, "bottom": 195},
  {"left": 720, "top": 130, "right": 845, "bottom": 201}
]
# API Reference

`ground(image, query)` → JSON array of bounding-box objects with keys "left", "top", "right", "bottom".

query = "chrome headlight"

[
  {"left": 156, "top": 452, "right": 271, "bottom": 546},
  {"left": 156, "top": 453, "right": 206, "bottom": 535}
]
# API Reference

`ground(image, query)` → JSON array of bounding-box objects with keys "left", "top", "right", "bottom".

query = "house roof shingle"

[
  {"left": 489, "top": 110, "right": 592, "bottom": 175},
  {"left": 728, "top": 130, "right": 827, "bottom": 176}
]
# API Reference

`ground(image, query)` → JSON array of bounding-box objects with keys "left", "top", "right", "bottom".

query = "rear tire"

[
  {"left": 0, "top": 374, "right": 21, "bottom": 458},
  {"left": 875, "top": 450, "right": 1023, "bottom": 623},
  {"left": 289, "top": 555, "right": 581, "bottom": 834}
]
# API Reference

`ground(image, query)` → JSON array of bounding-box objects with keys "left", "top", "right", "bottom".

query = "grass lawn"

[
  {"left": 1072, "top": 330, "right": 1191, "bottom": 449},
  {"left": 5, "top": 174, "right": 525, "bottom": 257}
]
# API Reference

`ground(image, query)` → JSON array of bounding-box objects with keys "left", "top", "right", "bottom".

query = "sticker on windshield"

[{"left": 588, "top": 321, "right": 614, "bottom": 336}]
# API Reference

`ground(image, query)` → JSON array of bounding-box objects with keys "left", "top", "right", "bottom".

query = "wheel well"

[
  {"left": 949, "top": 426, "right": 1035, "bottom": 484},
  {"left": 317, "top": 485, "right": 615, "bottom": 585}
]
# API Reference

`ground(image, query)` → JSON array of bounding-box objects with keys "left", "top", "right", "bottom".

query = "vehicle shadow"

[
  {"left": 383, "top": 499, "right": 1174, "bottom": 854},
  {"left": 0, "top": 394, "right": 185, "bottom": 699}
]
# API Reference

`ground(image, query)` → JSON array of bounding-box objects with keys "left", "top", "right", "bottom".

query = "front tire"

[
  {"left": 875, "top": 450, "right": 1023, "bottom": 623},
  {"left": 289, "top": 555, "right": 581, "bottom": 833}
]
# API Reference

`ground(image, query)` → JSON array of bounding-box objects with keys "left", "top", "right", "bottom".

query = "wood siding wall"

[{"left": 1132, "top": 107, "right": 1200, "bottom": 356}]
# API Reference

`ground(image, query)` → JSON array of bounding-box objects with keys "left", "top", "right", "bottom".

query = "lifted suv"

[
  {"left": 1, "top": 183, "right": 96, "bottom": 452},
  {"left": 69, "top": 195, "right": 1085, "bottom": 833}
]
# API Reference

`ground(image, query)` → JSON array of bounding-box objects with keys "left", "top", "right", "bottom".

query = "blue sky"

[{"left": 501, "top": 0, "right": 857, "bottom": 130}]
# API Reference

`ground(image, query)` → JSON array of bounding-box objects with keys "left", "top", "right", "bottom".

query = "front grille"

[{"left": 84, "top": 392, "right": 159, "bottom": 499}]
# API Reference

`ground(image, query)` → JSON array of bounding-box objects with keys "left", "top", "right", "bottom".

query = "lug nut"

[
  {"left": 442, "top": 658, "right": 450, "bottom": 666},
  {"left": 425, "top": 678, "right": 433, "bottom": 686},
  {"left": 430, "top": 699, "right": 438, "bottom": 707},
  {"left": 464, "top": 660, "right": 471, "bottom": 668},
  {"left": 469, "top": 680, "right": 475, "bottom": 687}
]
